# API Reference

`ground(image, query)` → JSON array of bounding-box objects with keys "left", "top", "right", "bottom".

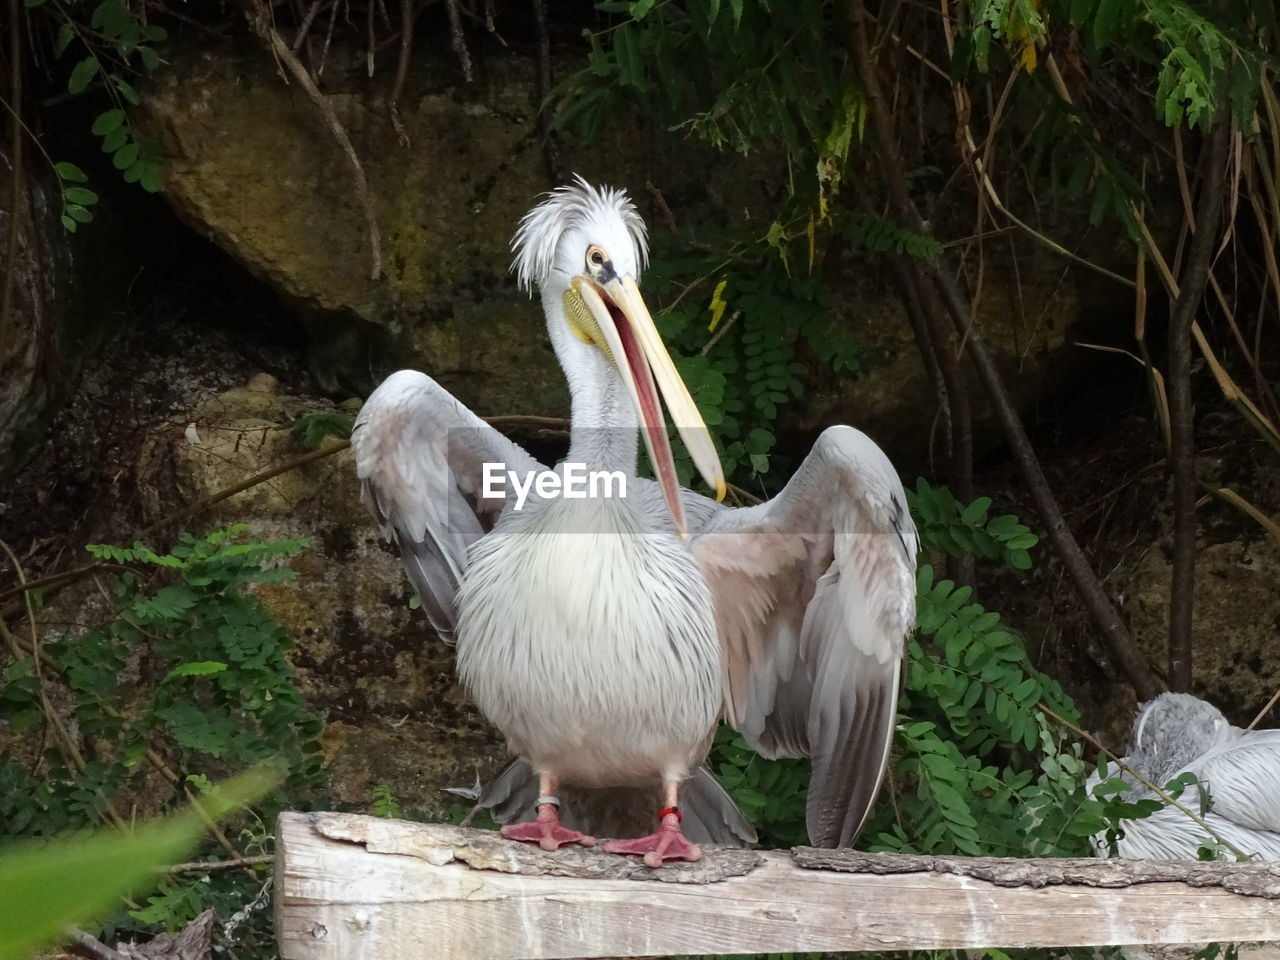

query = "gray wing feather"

[
  {"left": 1196, "top": 734, "right": 1280, "bottom": 835},
  {"left": 691, "top": 425, "right": 916, "bottom": 847},
  {"left": 352, "top": 369, "right": 543, "bottom": 641}
]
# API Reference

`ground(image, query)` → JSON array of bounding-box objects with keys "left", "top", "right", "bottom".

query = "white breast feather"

[{"left": 455, "top": 497, "right": 721, "bottom": 787}]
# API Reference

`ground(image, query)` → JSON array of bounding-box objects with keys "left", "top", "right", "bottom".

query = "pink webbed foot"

[
  {"left": 604, "top": 810, "right": 702, "bottom": 868},
  {"left": 500, "top": 803, "right": 596, "bottom": 852}
]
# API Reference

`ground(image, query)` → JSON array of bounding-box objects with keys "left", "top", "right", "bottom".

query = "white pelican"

[
  {"left": 352, "top": 177, "right": 917, "bottom": 866},
  {"left": 1086, "top": 693, "right": 1280, "bottom": 860}
]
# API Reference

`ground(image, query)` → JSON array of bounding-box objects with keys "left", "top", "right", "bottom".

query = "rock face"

[
  {"left": 143, "top": 40, "right": 694, "bottom": 413},
  {"left": 1128, "top": 539, "right": 1280, "bottom": 726},
  {"left": 142, "top": 37, "right": 1124, "bottom": 469},
  {"left": 798, "top": 246, "right": 1090, "bottom": 470},
  {"left": 149, "top": 380, "right": 507, "bottom": 818}
]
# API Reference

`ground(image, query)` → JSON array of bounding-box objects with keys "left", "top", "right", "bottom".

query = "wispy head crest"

[{"left": 511, "top": 175, "right": 648, "bottom": 293}]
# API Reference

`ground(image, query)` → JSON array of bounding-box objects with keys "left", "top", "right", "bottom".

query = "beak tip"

[{"left": 714, "top": 478, "right": 727, "bottom": 503}]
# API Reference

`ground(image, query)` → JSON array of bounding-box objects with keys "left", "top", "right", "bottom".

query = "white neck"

[{"left": 543, "top": 289, "right": 639, "bottom": 475}]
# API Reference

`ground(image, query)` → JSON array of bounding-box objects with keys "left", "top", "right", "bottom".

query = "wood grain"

[{"left": 275, "top": 812, "right": 1280, "bottom": 960}]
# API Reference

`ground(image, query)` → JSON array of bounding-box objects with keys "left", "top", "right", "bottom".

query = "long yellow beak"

[{"left": 568, "top": 275, "right": 726, "bottom": 535}]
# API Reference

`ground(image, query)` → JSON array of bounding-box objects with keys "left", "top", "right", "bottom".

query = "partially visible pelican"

[
  {"left": 1086, "top": 693, "right": 1280, "bottom": 860},
  {"left": 352, "top": 177, "right": 917, "bottom": 866}
]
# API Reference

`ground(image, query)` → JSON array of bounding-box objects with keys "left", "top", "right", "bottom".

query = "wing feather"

[
  {"left": 352, "top": 369, "right": 543, "bottom": 641},
  {"left": 1196, "top": 734, "right": 1280, "bottom": 835},
  {"left": 692, "top": 425, "right": 916, "bottom": 847}
]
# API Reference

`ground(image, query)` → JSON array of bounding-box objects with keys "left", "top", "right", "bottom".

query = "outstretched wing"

[
  {"left": 352, "top": 369, "right": 544, "bottom": 642},
  {"left": 691, "top": 425, "right": 917, "bottom": 846}
]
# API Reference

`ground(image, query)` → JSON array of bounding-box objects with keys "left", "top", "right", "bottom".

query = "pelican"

[
  {"left": 1086, "top": 693, "right": 1280, "bottom": 860},
  {"left": 352, "top": 177, "right": 917, "bottom": 865}
]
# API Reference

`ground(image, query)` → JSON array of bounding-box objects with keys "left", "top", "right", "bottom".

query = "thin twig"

[
  {"left": 443, "top": 0, "right": 472, "bottom": 81},
  {"left": 388, "top": 0, "right": 415, "bottom": 147},
  {"left": 65, "top": 928, "right": 127, "bottom": 960},
  {"left": 1247, "top": 686, "right": 1280, "bottom": 732},
  {"left": 1167, "top": 107, "right": 1231, "bottom": 693},
  {"left": 887, "top": 254, "right": 973, "bottom": 585},
  {"left": 701, "top": 310, "right": 740, "bottom": 356},
  {"left": 163, "top": 854, "right": 274, "bottom": 873},
  {"left": 290, "top": 0, "right": 326, "bottom": 51},
  {"left": 646, "top": 181, "right": 678, "bottom": 234},
  {"left": 531, "top": 0, "right": 563, "bottom": 183}
]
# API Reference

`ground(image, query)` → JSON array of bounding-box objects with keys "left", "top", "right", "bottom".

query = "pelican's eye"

[{"left": 587, "top": 245, "right": 608, "bottom": 269}]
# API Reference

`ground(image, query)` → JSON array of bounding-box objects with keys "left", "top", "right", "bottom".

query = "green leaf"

[
  {"left": 67, "top": 57, "right": 100, "bottom": 95},
  {"left": 113, "top": 142, "right": 140, "bottom": 170},
  {"left": 91, "top": 109, "right": 126, "bottom": 136},
  {"left": 745, "top": 427, "right": 775, "bottom": 454},
  {"left": 101, "top": 126, "right": 128, "bottom": 153},
  {"left": 0, "top": 770, "right": 275, "bottom": 960},
  {"left": 165, "top": 661, "right": 229, "bottom": 680},
  {"left": 54, "top": 22, "right": 75, "bottom": 56},
  {"left": 60, "top": 215, "right": 77, "bottom": 232},
  {"left": 65, "top": 204, "right": 93, "bottom": 224},
  {"left": 628, "top": 0, "right": 655, "bottom": 18},
  {"left": 961, "top": 496, "right": 992, "bottom": 525},
  {"left": 64, "top": 187, "right": 99, "bottom": 206},
  {"left": 114, "top": 78, "right": 141, "bottom": 105},
  {"left": 54, "top": 161, "right": 89, "bottom": 183}
]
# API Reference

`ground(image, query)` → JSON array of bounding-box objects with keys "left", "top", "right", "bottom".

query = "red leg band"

[{"left": 657, "top": 805, "right": 682, "bottom": 822}]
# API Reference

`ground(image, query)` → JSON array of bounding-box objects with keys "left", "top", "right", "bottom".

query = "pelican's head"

[
  {"left": 511, "top": 176, "right": 725, "bottom": 533},
  {"left": 1129, "top": 692, "right": 1229, "bottom": 783}
]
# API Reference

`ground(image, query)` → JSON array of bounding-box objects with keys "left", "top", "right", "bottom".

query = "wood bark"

[{"left": 276, "top": 813, "right": 1280, "bottom": 960}]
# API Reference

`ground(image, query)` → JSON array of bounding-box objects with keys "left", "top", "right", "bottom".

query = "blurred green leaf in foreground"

[{"left": 0, "top": 768, "right": 277, "bottom": 960}]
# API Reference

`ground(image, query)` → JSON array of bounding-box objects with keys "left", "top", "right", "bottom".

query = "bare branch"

[{"left": 1167, "top": 110, "right": 1231, "bottom": 692}]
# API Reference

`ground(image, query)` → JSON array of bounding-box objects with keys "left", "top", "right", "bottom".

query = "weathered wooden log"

[{"left": 275, "top": 811, "right": 1280, "bottom": 960}]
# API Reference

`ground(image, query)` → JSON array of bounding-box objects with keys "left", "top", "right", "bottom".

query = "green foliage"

[
  {"left": 2, "top": 527, "right": 323, "bottom": 837},
  {"left": 641, "top": 242, "right": 858, "bottom": 488},
  {"left": 372, "top": 780, "right": 402, "bottom": 819},
  {"left": 27, "top": 0, "right": 168, "bottom": 231},
  {"left": 289, "top": 410, "right": 356, "bottom": 449},
  {"left": 1046, "top": 0, "right": 1269, "bottom": 129},
  {"left": 876, "top": 564, "right": 1107, "bottom": 858},
  {"left": 909, "top": 478, "right": 1039, "bottom": 570},
  {"left": 52, "top": 162, "right": 100, "bottom": 233},
  {"left": 0, "top": 526, "right": 321, "bottom": 951},
  {"left": 839, "top": 212, "right": 943, "bottom": 260},
  {"left": 0, "top": 770, "right": 273, "bottom": 960},
  {"left": 560, "top": 0, "right": 854, "bottom": 172},
  {"left": 709, "top": 725, "right": 811, "bottom": 848},
  {"left": 563, "top": 0, "right": 1274, "bottom": 263}
]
